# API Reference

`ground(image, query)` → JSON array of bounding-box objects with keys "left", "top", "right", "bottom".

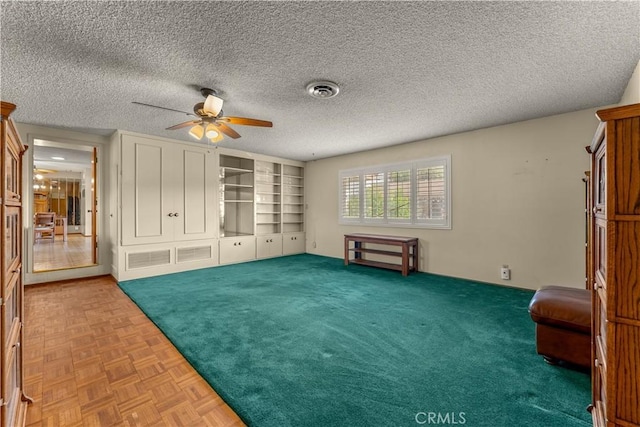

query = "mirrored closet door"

[{"left": 32, "top": 141, "right": 97, "bottom": 272}]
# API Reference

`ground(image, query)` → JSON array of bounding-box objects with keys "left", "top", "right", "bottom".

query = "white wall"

[
  {"left": 305, "top": 108, "right": 601, "bottom": 290},
  {"left": 620, "top": 59, "right": 640, "bottom": 105}
]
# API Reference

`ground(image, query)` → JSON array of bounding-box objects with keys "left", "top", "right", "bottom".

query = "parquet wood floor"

[
  {"left": 24, "top": 276, "right": 245, "bottom": 427},
  {"left": 33, "top": 234, "right": 94, "bottom": 272}
]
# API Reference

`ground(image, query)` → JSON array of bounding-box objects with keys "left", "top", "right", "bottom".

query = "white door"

[
  {"left": 121, "top": 135, "right": 174, "bottom": 245},
  {"left": 173, "top": 147, "right": 216, "bottom": 241}
]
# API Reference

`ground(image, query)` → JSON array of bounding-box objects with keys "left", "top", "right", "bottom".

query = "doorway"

[{"left": 32, "top": 140, "right": 97, "bottom": 272}]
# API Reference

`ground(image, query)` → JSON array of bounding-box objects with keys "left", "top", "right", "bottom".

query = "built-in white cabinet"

[
  {"left": 219, "top": 235, "right": 256, "bottom": 264},
  {"left": 114, "top": 133, "right": 303, "bottom": 279},
  {"left": 121, "top": 134, "right": 216, "bottom": 245},
  {"left": 283, "top": 231, "right": 305, "bottom": 255},
  {"left": 257, "top": 234, "right": 283, "bottom": 259}
]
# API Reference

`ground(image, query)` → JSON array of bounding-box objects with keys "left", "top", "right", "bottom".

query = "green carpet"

[{"left": 118, "top": 254, "right": 591, "bottom": 427}]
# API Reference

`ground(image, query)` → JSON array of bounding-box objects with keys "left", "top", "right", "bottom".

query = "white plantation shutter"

[
  {"left": 415, "top": 159, "right": 450, "bottom": 227},
  {"left": 364, "top": 172, "right": 385, "bottom": 219},
  {"left": 387, "top": 169, "right": 411, "bottom": 222},
  {"left": 338, "top": 155, "right": 450, "bottom": 229},
  {"left": 340, "top": 173, "right": 361, "bottom": 220}
]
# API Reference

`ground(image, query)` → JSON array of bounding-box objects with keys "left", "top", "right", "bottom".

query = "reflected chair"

[{"left": 34, "top": 212, "right": 56, "bottom": 242}]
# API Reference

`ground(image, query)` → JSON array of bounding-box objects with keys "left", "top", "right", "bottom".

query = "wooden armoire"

[
  {"left": 588, "top": 103, "right": 640, "bottom": 427},
  {"left": 0, "top": 101, "right": 31, "bottom": 426}
]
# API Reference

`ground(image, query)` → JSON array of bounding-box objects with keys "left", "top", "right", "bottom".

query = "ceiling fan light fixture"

[
  {"left": 209, "top": 132, "right": 224, "bottom": 143},
  {"left": 188, "top": 124, "right": 204, "bottom": 139},
  {"left": 203, "top": 95, "right": 224, "bottom": 116},
  {"left": 205, "top": 123, "right": 219, "bottom": 139}
]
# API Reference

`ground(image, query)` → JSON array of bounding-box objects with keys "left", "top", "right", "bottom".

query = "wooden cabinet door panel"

[
  {"left": 614, "top": 324, "right": 640, "bottom": 424},
  {"left": 594, "top": 219, "right": 607, "bottom": 290},
  {"left": 3, "top": 122, "right": 22, "bottom": 206},
  {"left": 614, "top": 221, "right": 640, "bottom": 320},
  {"left": 594, "top": 142, "right": 606, "bottom": 216}
]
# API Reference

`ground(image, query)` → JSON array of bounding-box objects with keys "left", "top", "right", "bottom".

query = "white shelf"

[
  {"left": 224, "top": 183, "right": 253, "bottom": 188},
  {"left": 221, "top": 166, "right": 253, "bottom": 175}
]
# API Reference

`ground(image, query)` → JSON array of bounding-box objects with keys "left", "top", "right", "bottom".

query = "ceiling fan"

[{"left": 132, "top": 88, "right": 272, "bottom": 143}]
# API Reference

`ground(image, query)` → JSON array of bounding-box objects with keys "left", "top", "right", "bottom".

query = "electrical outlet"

[
  {"left": 312, "top": 241, "right": 317, "bottom": 248},
  {"left": 500, "top": 266, "right": 511, "bottom": 280}
]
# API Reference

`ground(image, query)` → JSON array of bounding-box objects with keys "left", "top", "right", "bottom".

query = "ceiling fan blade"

[
  {"left": 166, "top": 120, "right": 201, "bottom": 130},
  {"left": 219, "top": 116, "right": 273, "bottom": 127},
  {"left": 216, "top": 123, "right": 241, "bottom": 139},
  {"left": 132, "top": 101, "right": 197, "bottom": 117}
]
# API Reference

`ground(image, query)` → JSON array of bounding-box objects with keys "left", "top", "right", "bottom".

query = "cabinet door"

[
  {"left": 121, "top": 135, "right": 175, "bottom": 245},
  {"left": 219, "top": 236, "right": 256, "bottom": 264},
  {"left": 3, "top": 123, "right": 23, "bottom": 206},
  {"left": 593, "top": 219, "right": 607, "bottom": 291},
  {"left": 283, "top": 232, "right": 305, "bottom": 255},
  {"left": 121, "top": 135, "right": 215, "bottom": 245},
  {"left": 3, "top": 207, "right": 21, "bottom": 283},
  {"left": 174, "top": 147, "right": 216, "bottom": 241},
  {"left": 257, "top": 234, "right": 283, "bottom": 259},
  {"left": 594, "top": 143, "right": 606, "bottom": 217}
]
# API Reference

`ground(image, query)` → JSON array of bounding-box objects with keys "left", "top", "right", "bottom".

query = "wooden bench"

[{"left": 344, "top": 233, "right": 419, "bottom": 276}]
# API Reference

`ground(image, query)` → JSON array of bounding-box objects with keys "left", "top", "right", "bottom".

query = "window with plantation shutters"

[
  {"left": 415, "top": 160, "right": 448, "bottom": 227},
  {"left": 338, "top": 155, "right": 451, "bottom": 229},
  {"left": 364, "top": 172, "right": 385, "bottom": 219},
  {"left": 387, "top": 169, "right": 411, "bottom": 221},
  {"left": 340, "top": 174, "right": 360, "bottom": 219}
]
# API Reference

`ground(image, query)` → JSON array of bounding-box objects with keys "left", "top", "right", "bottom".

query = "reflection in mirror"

[{"left": 32, "top": 140, "right": 97, "bottom": 272}]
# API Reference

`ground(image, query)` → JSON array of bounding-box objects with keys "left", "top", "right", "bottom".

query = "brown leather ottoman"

[{"left": 528, "top": 286, "right": 591, "bottom": 369}]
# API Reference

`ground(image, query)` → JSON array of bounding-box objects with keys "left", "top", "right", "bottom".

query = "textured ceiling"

[{"left": 1, "top": 1, "right": 639, "bottom": 161}]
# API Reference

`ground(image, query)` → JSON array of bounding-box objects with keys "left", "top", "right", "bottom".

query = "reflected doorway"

[{"left": 32, "top": 141, "right": 97, "bottom": 272}]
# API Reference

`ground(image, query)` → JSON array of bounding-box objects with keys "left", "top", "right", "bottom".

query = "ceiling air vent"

[{"left": 306, "top": 81, "right": 340, "bottom": 99}]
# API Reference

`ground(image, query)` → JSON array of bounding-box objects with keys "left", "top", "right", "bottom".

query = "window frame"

[{"left": 338, "top": 155, "right": 451, "bottom": 229}]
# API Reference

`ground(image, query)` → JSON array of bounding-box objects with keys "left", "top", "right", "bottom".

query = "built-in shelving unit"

[
  {"left": 115, "top": 137, "right": 304, "bottom": 279},
  {"left": 255, "top": 161, "right": 281, "bottom": 235},
  {"left": 220, "top": 155, "right": 254, "bottom": 237},
  {"left": 282, "top": 164, "right": 304, "bottom": 233}
]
